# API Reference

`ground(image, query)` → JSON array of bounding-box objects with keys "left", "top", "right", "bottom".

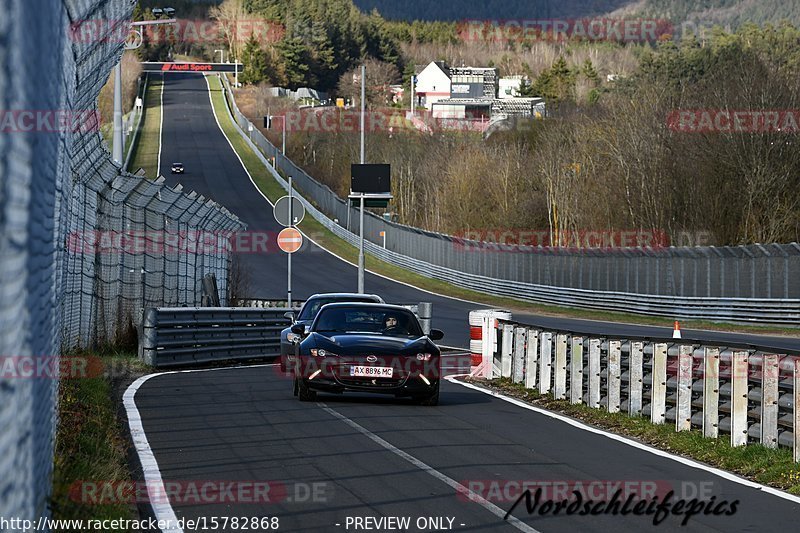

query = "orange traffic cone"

[{"left": 672, "top": 321, "right": 682, "bottom": 339}]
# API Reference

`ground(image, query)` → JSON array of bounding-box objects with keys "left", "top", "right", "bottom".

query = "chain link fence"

[
  {"left": 224, "top": 79, "right": 800, "bottom": 304},
  {"left": 0, "top": 0, "right": 244, "bottom": 526}
]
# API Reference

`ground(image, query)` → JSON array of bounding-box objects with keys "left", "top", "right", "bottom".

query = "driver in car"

[{"left": 382, "top": 313, "right": 404, "bottom": 334}]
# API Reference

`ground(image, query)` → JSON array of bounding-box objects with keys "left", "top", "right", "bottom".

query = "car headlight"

[
  {"left": 310, "top": 349, "right": 336, "bottom": 357},
  {"left": 416, "top": 353, "right": 432, "bottom": 361}
]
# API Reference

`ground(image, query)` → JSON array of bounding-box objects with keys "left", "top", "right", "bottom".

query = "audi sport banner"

[{"left": 141, "top": 62, "right": 244, "bottom": 73}]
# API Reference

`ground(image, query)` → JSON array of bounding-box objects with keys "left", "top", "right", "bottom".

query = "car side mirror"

[
  {"left": 284, "top": 311, "right": 295, "bottom": 322},
  {"left": 291, "top": 323, "right": 305, "bottom": 335},
  {"left": 428, "top": 329, "right": 444, "bottom": 341}
]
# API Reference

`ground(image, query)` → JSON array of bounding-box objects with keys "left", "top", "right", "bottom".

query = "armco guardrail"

[
  {"left": 469, "top": 310, "right": 800, "bottom": 460},
  {"left": 141, "top": 302, "right": 433, "bottom": 367},
  {"left": 218, "top": 76, "right": 800, "bottom": 324},
  {"left": 141, "top": 307, "right": 290, "bottom": 367}
]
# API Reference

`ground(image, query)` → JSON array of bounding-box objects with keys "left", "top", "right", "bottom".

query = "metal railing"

[
  {"left": 471, "top": 310, "right": 800, "bottom": 460},
  {"left": 220, "top": 76, "right": 800, "bottom": 324}
]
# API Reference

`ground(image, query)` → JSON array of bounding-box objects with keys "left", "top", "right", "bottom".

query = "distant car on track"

[
  {"left": 280, "top": 293, "right": 383, "bottom": 369},
  {"left": 171, "top": 162, "right": 184, "bottom": 174},
  {"left": 287, "top": 303, "right": 444, "bottom": 405}
]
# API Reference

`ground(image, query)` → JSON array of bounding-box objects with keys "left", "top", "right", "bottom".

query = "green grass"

[
  {"left": 50, "top": 351, "right": 149, "bottom": 526},
  {"left": 128, "top": 74, "right": 163, "bottom": 178},
  {"left": 208, "top": 74, "right": 800, "bottom": 338},
  {"left": 476, "top": 378, "right": 800, "bottom": 494}
]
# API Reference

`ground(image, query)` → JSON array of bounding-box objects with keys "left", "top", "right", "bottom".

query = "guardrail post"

[
  {"left": 676, "top": 345, "right": 693, "bottom": 431},
  {"left": 492, "top": 319, "right": 502, "bottom": 379},
  {"left": 588, "top": 339, "right": 601, "bottom": 409},
  {"left": 525, "top": 329, "right": 539, "bottom": 390},
  {"left": 760, "top": 354, "right": 779, "bottom": 448},
  {"left": 417, "top": 302, "right": 432, "bottom": 334},
  {"left": 703, "top": 347, "right": 720, "bottom": 438},
  {"left": 651, "top": 343, "right": 668, "bottom": 424},
  {"left": 570, "top": 337, "right": 584, "bottom": 404},
  {"left": 513, "top": 327, "right": 526, "bottom": 384},
  {"left": 629, "top": 341, "right": 644, "bottom": 416},
  {"left": 554, "top": 334, "right": 568, "bottom": 400},
  {"left": 139, "top": 307, "right": 158, "bottom": 366},
  {"left": 501, "top": 324, "right": 514, "bottom": 379},
  {"left": 794, "top": 358, "right": 800, "bottom": 462},
  {"left": 607, "top": 340, "right": 621, "bottom": 413},
  {"left": 539, "top": 332, "right": 553, "bottom": 394},
  {"left": 481, "top": 314, "right": 494, "bottom": 379},
  {"left": 731, "top": 351, "right": 749, "bottom": 447}
]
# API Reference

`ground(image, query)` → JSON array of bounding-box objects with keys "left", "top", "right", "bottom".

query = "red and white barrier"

[{"left": 469, "top": 309, "right": 512, "bottom": 378}]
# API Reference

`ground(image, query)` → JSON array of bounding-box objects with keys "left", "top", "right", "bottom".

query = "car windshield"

[
  {"left": 313, "top": 307, "right": 423, "bottom": 338},
  {"left": 298, "top": 297, "right": 377, "bottom": 320}
]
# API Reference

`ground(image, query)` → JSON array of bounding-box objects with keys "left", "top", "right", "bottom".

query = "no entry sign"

[{"left": 277, "top": 228, "right": 303, "bottom": 254}]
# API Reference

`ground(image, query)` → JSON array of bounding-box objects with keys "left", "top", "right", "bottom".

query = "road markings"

[
  {"left": 319, "top": 403, "right": 541, "bottom": 533},
  {"left": 448, "top": 377, "right": 800, "bottom": 506},
  {"left": 124, "top": 364, "right": 277, "bottom": 533}
]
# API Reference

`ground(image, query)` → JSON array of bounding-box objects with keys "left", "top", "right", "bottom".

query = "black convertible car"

[
  {"left": 287, "top": 303, "right": 444, "bottom": 405},
  {"left": 279, "top": 293, "right": 384, "bottom": 369}
]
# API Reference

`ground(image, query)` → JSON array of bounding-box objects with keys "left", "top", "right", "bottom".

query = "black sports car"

[
  {"left": 279, "top": 293, "right": 383, "bottom": 369},
  {"left": 288, "top": 303, "right": 444, "bottom": 405}
]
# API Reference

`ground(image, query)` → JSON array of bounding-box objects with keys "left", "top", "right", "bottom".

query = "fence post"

[
  {"left": 676, "top": 345, "right": 693, "bottom": 431},
  {"left": 513, "top": 327, "right": 526, "bottom": 384},
  {"left": 525, "top": 329, "right": 539, "bottom": 390},
  {"left": 607, "top": 340, "right": 621, "bottom": 413},
  {"left": 760, "top": 354, "right": 779, "bottom": 448},
  {"left": 492, "top": 319, "right": 502, "bottom": 379},
  {"left": 539, "top": 332, "right": 553, "bottom": 395},
  {"left": 588, "top": 338, "right": 601, "bottom": 409},
  {"left": 651, "top": 343, "right": 668, "bottom": 424},
  {"left": 794, "top": 359, "right": 800, "bottom": 462},
  {"left": 554, "top": 334, "right": 568, "bottom": 400},
  {"left": 570, "top": 337, "right": 584, "bottom": 404},
  {"left": 731, "top": 351, "right": 749, "bottom": 447},
  {"left": 629, "top": 341, "right": 644, "bottom": 416},
  {"left": 481, "top": 314, "right": 493, "bottom": 379},
  {"left": 703, "top": 347, "right": 720, "bottom": 438},
  {"left": 501, "top": 324, "right": 514, "bottom": 379}
]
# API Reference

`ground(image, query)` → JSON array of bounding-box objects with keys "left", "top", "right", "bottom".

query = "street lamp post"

[
  {"left": 357, "top": 64, "right": 366, "bottom": 294},
  {"left": 214, "top": 49, "right": 225, "bottom": 63},
  {"left": 112, "top": 12, "right": 177, "bottom": 168}
]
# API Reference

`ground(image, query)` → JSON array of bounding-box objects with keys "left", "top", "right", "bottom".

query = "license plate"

[{"left": 349, "top": 366, "right": 393, "bottom": 378}]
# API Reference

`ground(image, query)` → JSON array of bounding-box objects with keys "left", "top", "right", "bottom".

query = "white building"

[
  {"left": 413, "top": 61, "right": 451, "bottom": 110},
  {"left": 499, "top": 76, "right": 526, "bottom": 99}
]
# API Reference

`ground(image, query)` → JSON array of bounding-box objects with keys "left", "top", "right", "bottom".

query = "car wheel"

[
  {"left": 297, "top": 377, "right": 316, "bottom": 402},
  {"left": 417, "top": 382, "right": 440, "bottom": 406}
]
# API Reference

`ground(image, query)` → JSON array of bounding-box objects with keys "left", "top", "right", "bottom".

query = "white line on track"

[
  {"left": 124, "top": 364, "right": 277, "bottom": 533},
  {"left": 446, "top": 376, "right": 800, "bottom": 506},
  {"left": 156, "top": 73, "right": 165, "bottom": 177},
  {"left": 319, "top": 403, "right": 541, "bottom": 533}
]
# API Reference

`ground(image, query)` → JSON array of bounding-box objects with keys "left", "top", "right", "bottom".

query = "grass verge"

[
  {"left": 128, "top": 74, "right": 163, "bottom": 178},
  {"left": 463, "top": 376, "right": 800, "bottom": 494},
  {"left": 208, "top": 74, "right": 800, "bottom": 339},
  {"left": 50, "top": 350, "right": 150, "bottom": 526}
]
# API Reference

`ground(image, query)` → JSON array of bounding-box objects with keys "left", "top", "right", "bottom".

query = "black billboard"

[
  {"left": 140, "top": 62, "right": 243, "bottom": 73},
  {"left": 351, "top": 164, "right": 391, "bottom": 194}
]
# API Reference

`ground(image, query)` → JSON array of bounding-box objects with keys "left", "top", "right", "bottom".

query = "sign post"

[{"left": 274, "top": 176, "right": 304, "bottom": 309}]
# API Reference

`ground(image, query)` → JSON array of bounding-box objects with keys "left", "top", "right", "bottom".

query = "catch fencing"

[
  {"left": 217, "top": 78, "right": 800, "bottom": 325},
  {"left": 0, "top": 0, "right": 243, "bottom": 526},
  {"left": 221, "top": 77, "right": 800, "bottom": 323},
  {"left": 471, "top": 310, "right": 800, "bottom": 460}
]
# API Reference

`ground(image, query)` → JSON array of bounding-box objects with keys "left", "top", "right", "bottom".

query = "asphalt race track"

[
  {"left": 157, "top": 72, "right": 800, "bottom": 353},
  {"left": 129, "top": 72, "right": 800, "bottom": 532},
  {"left": 133, "top": 366, "right": 799, "bottom": 532}
]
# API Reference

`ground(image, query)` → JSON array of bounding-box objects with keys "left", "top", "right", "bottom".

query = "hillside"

[{"left": 610, "top": 0, "right": 800, "bottom": 28}]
